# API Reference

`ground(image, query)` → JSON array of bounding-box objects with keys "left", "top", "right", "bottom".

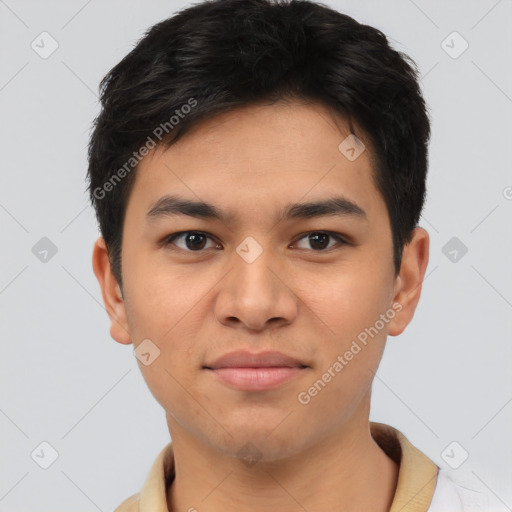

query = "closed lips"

[{"left": 204, "top": 350, "right": 308, "bottom": 369}]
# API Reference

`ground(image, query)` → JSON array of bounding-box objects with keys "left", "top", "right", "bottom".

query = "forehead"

[{"left": 126, "top": 100, "right": 386, "bottom": 226}]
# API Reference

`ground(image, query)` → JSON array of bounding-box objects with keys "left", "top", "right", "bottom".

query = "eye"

[
  {"left": 164, "top": 231, "right": 222, "bottom": 252},
  {"left": 291, "top": 231, "right": 347, "bottom": 251},
  {"left": 162, "top": 230, "right": 348, "bottom": 253}
]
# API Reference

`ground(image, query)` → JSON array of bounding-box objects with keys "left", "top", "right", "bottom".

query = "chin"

[{"left": 211, "top": 426, "right": 308, "bottom": 464}]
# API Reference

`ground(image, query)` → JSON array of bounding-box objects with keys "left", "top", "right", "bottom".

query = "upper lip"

[{"left": 204, "top": 350, "right": 307, "bottom": 369}]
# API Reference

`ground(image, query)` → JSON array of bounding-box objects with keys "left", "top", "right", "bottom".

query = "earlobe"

[
  {"left": 387, "top": 228, "right": 429, "bottom": 337},
  {"left": 92, "top": 237, "right": 132, "bottom": 345}
]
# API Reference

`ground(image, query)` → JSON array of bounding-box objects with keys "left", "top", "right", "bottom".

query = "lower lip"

[{"left": 206, "top": 367, "right": 306, "bottom": 391}]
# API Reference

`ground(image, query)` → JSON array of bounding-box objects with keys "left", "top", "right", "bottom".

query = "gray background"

[{"left": 1, "top": 0, "right": 511, "bottom": 510}]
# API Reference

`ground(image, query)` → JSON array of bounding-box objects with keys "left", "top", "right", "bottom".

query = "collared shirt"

[{"left": 114, "top": 421, "right": 490, "bottom": 512}]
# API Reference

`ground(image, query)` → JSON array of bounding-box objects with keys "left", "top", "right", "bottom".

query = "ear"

[
  {"left": 388, "top": 227, "right": 429, "bottom": 337},
  {"left": 92, "top": 237, "right": 132, "bottom": 344}
]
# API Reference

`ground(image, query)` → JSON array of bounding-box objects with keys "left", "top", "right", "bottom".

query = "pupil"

[
  {"left": 186, "top": 232, "right": 206, "bottom": 250},
  {"left": 183, "top": 232, "right": 329, "bottom": 251},
  {"left": 310, "top": 232, "right": 328, "bottom": 250}
]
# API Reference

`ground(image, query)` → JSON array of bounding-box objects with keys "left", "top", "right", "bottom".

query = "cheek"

[
  {"left": 303, "top": 264, "right": 393, "bottom": 397},
  {"left": 123, "top": 256, "right": 206, "bottom": 338},
  {"left": 122, "top": 262, "right": 209, "bottom": 384},
  {"left": 306, "top": 263, "right": 392, "bottom": 338}
]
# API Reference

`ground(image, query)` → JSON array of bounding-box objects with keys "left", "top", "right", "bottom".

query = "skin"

[{"left": 93, "top": 99, "right": 429, "bottom": 512}]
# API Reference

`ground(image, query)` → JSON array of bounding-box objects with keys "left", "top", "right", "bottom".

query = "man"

[{"left": 88, "top": 0, "right": 490, "bottom": 510}]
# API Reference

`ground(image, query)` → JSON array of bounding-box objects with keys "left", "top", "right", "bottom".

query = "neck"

[{"left": 165, "top": 405, "right": 399, "bottom": 511}]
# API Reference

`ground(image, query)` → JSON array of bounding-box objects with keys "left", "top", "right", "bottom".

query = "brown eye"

[
  {"left": 293, "top": 231, "right": 347, "bottom": 251},
  {"left": 165, "top": 231, "right": 220, "bottom": 251}
]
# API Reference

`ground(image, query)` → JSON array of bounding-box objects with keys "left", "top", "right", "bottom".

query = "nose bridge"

[
  {"left": 213, "top": 235, "right": 297, "bottom": 329},
  {"left": 231, "top": 236, "right": 279, "bottom": 303}
]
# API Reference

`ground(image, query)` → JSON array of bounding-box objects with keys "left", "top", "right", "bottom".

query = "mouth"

[{"left": 203, "top": 350, "right": 309, "bottom": 392}]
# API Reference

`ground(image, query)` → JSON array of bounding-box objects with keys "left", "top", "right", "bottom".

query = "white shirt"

[{"left": 428, "top": 470, "right": 492, "bottom": 512}]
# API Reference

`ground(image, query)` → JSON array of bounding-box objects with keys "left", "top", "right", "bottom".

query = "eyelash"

[{"left": 162, "top": 230, "right": 349, "bottom": 253}]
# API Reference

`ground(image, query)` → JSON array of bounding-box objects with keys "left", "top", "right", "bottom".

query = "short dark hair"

[{"left": 87, "top": 0, "right": 430, "bottom": 287}]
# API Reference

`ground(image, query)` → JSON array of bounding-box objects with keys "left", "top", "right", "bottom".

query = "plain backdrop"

[{"left": 1, "top": 0, "right": 511, "bottom": 510}]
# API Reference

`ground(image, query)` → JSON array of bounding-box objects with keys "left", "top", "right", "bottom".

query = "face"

[{"left": 93, "top": 100, "right": 428, "bottom": 461}]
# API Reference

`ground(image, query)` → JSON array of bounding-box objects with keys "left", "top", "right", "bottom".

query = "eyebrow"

[{"left": 146, "top": 194, "right": 367, "bottom": 224}]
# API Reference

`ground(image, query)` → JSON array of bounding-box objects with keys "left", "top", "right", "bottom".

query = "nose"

[{"left": 213, "top": 242, "right": 298, "bottom": 332}]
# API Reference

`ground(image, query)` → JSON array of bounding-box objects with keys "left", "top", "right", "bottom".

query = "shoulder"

[
  {"left": 113, "top": 492, "right": 141, "bottom": 512},
  {"left": 428, "top": 470, "right": 492, "bottom": 512}
]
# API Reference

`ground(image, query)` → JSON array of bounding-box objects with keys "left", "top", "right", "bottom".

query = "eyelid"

[
  {"left": 290, "top": 231, "right": 348, "bottom": 250},
  {"left": 162, "top": 230, "right": 349, "bottom": 252},
  {"left": 163, "top": 230, "right": 221, "bottom": 250}
]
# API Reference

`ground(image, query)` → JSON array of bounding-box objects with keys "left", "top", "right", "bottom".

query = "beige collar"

[
  {"left": 115, "top": 421, "right": 439, "bottom": 512},
  {"left": 370, "top": 422, "right": 439, "bottom": 512}
]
